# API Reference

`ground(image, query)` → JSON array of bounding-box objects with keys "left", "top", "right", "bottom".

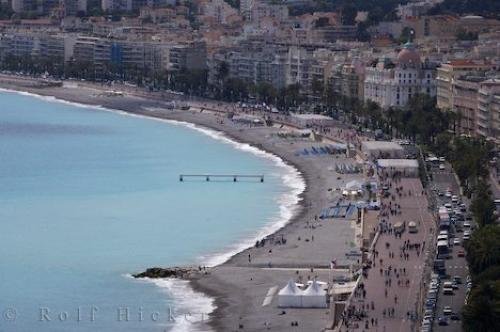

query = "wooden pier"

[{"left": 179, "top": 174, "right": 264, "bottom": 182}]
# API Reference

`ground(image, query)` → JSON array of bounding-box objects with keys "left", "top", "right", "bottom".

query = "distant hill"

[
  {"left": 288, "top": 0, "right": 407, "bottom": 21},
  {"left": 429, "top": 0, "right": 500, "bottom": 19}
]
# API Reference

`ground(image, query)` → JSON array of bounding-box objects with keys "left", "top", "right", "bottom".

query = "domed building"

[{"left": 363, "top": 42, "right": 437, "bottom": 108}]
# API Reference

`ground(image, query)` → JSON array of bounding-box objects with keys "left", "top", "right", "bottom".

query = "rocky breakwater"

[{"left": 133, "top": 267, "right": 197, "bottom": 279}]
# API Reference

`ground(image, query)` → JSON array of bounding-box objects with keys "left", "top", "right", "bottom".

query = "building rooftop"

[
  {"left": 377, "top": 159, "right": 419, "bottom": 168},
  {"left": 397, "top": 42, "right": 421, "bottom": 66},
  {"left": 291, "top": 113, "right": 334, "bottom": 120},
  {"left": 361, "top": 141, "right": 404, "bottom": 151}
]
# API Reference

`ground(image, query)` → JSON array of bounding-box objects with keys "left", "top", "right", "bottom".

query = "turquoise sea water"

[{"left": 0, "top": 91, "right": 303, "bottom": 332}]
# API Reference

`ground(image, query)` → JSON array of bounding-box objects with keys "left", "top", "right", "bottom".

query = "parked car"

[{"left": 458, "top": 250, "right": 465, "bottom": 257}]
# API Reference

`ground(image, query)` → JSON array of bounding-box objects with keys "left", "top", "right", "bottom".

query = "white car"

[
  {"left": 443, "top": 306, "right": 453, "bottom": 315},
  {"left": 439, "top": 164, "right": 445, "bottom": 170},
  {"left": 445, "top": 192, "right": 452, "bottom": 198},
  {"left": 437, "top": 234, "right": 449, "bottom": 242},
  {"left": 453, "top": 238, "right": 461, "bottom": 246}
]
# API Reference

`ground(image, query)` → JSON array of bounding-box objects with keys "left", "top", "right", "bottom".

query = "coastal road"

[{"left": 429, "top": 161, "right": 469, "bottom": 331}]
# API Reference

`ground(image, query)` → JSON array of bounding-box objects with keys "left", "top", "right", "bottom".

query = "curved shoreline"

[
  {"left": 0, "top": 86, "right": 307, "bottom": 268},
  {"left": 0, "top": 82, "right": 318, "bottom": 331}
]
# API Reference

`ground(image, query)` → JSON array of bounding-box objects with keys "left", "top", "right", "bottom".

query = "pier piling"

[{"left": 179, "top": 174, "right": 264, "bottom": 183}]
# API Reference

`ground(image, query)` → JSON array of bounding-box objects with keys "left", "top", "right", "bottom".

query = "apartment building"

[
  {"left": 11, "top": 0, "right": 59, "bottom": 15},
  {"left": 208, "top": 37, "right": 337, "bottom": 92},
  {"left": 239, "top": 0, "right": 254, "bottom": 20},
  {"left": 60, "top": 0, "right": 87, "bottom": 16},
  {"left": 436, "top": 60, "right": 494, "bottom": 110},
  {"left": 101, "top": 0, "right": 132, "bottom": 12},
  {"left": 450, "top": 76, "right": 484, "bottom": 136},
  {"left": 167, "top": 42, "right": 207, "bottom": 72},
  {"left": 0, "top": 33, "right": 67, "bottom": 60},
  {"left": 73, "top": 36, "right": 111, "bottom": 75},
  {"left": 330, "top": 61, "right": 365, "bottom": 100},
  {"left": 111, "top": 41, "right": 163, "bottom": 74},
  {"left": 477, "top": 80, "right": 500, "bottom": 143}
]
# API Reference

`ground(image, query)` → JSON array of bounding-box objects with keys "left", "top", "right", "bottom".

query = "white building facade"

[{"left": 364, "top": 42, "right": 437, "bottom": 108}]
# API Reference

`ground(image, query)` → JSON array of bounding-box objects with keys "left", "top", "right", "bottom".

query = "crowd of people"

[{"left": 341, "top": 176, "right": 432, "bottom": 331}]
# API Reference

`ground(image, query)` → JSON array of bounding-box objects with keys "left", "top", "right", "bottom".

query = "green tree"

[
  {"left": 254, "top": 82, "right": 277, "bottom": 104},
  {"left": 341, "top": 3, "right": 357, "bottom": 25},
  {"left": 399, "top": 27, "right": 415, "bottom": 43},
  {"left": 466, "top": 225, "right": 500, "bottom": 274},
  {"left": 470, "top": 180, "right": 497, "bottom": 227},
  {"left": 462, "top": 280, "right": 500, "bottom": 332},
  {"left": 456, "top": 29, "right": 479, "bottom": 41}
]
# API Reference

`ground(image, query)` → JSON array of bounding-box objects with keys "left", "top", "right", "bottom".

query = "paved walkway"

[{"left": 341, "top": 178, "right": 435, "bottom": 332}]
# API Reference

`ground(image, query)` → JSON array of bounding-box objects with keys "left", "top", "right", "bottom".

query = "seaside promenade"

[{"left": 342, "top": 177, "right": 435, "bottom": 332}]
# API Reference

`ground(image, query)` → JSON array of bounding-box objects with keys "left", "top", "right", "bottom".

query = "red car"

[{"left": 458, "top": 250, "right": 465, "bottom": 257}]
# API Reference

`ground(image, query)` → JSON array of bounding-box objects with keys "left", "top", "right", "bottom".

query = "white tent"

[
  {"left": 345, "top": 180, "right": 363, "bottom": 191},
  {"left": 301, "top": 280, "right": 327, "bottom": 308},
  {"left": 278, "top": 279, "right": 303, "bottom": 308}
]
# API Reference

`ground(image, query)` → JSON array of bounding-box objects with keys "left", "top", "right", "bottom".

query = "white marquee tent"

[
  {"left": 278, "top": 279, "right": 303, "bottom": 308},
  {"left": 301, "top": 280, "right": 328, "bottom": 308}
]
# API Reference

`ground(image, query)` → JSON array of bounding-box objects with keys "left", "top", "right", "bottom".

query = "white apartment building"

[
  {"left": 477, "top": 80, "right": 500, "bottom": 143},
  {"left": 0, "top": 33, "right": 68, "bottom": 61},
  {"left": 239, "top": 0, "right": 254, "bottom": 20}
]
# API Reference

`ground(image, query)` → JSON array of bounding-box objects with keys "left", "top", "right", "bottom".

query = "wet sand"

[{"left": 0, "top": 76, "right": 365, "bottom": 331}]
